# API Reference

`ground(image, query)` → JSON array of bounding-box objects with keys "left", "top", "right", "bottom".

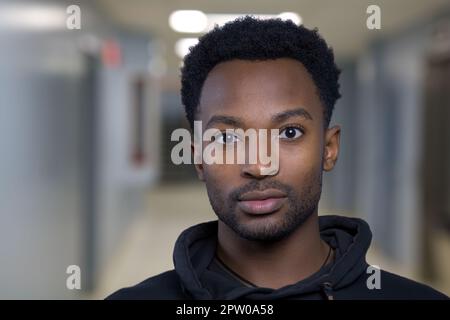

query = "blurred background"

[{"left": 0, "top": 0, "right": 449, "bottom": 299}]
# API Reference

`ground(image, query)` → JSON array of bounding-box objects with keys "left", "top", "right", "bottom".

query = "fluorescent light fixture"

[
  {"left": 205, "top": 12, "right": 301, "bottom": 30},
  {"left": 0, "top": 4, "right": 66, "bottom": 30},
  {"left": 169, "top": 11, "right": 302, "bottom": 33},
  {"left": 277, "top": 12, "right": 302, "bottom": 25},
  {"left": 169, "top": 10, "right": 207, "bottom": 33},
  {"left": 175, "top": 38, "right": 199, "bottom": 58}
]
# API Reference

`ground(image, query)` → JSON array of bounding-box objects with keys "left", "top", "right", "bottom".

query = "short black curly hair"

[{"left": 180, "top": 15, "right": 341, "bottom": 129}]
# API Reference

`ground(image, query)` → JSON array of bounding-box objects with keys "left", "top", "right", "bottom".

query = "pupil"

[{"left": 286, "top": 128, "right": 295, "bottom": 138}]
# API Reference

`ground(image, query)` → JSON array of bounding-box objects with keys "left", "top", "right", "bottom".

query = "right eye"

[{"left": 215, "top": 132, "right": 240, "bottom": 144}]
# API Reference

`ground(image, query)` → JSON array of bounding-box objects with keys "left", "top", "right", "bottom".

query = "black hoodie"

[{"left": 107, "top": 215, "right": 448, "bottom": 300}]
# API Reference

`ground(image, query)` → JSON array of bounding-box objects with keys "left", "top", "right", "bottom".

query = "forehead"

[{"left": 198, "top": 58, "right": 323, "bottom": 126}]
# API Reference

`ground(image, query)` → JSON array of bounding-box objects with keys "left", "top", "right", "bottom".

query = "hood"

[{"left": 173, "top": 215, "right": 372, "bottom": 300}]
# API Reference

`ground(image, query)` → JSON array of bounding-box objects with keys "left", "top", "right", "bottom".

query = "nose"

[
  {"left": 241, "top": 162, "right": 270, "bottom": 179},
  {"left": 239, "top": 130, "right": 279, "bottom": 179}
]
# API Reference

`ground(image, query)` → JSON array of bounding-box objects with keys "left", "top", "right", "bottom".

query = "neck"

[{"left": 216, "top": 213, "right": 331, "bottom": 289}]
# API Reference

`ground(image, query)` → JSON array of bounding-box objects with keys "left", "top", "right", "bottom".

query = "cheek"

[
  {"left": 203, "top": 163, "right": 240, "bottom": 195},
  {"left": 278, "top": 139, "right": 324, "bottom": 181}
]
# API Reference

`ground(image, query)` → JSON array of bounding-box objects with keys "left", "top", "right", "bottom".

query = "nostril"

[{"left": 241, "top": 167, "right": 266, "bottom": 179}]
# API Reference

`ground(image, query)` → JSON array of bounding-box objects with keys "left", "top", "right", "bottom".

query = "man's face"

[{"left": 193, "top": 58, "right": 340, "bottom": 242}]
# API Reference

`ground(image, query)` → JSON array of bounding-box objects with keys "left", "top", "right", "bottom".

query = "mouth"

[{"left": 237, "top": 189, "right": 287, "bottom": 215}]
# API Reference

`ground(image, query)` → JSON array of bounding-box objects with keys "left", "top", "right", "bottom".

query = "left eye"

[{"left": 279, "top": 127, "right": 303, "bottom": 140}]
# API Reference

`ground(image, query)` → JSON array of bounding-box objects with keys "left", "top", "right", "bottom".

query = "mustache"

[{"left": 229, "top": 180, "right": 294, "bottom": 201}]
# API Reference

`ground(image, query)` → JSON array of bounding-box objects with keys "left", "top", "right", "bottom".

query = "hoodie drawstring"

[{"left": 321, "top": 282, "right": 334, "bottom": 300}]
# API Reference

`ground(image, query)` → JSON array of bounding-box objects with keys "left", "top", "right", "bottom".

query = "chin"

[{"left": 235, "top": 213, "right": 292, "bottom": 241}]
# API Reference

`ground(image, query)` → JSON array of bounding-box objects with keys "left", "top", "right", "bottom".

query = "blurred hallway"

[{"left": 89, "top": 183, "right": 212, "bottom": 299}]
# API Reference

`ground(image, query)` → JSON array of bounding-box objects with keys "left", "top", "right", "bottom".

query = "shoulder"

[
  {"left": 378, "top": 270, "right": 448, "bottom": 299},
  {"left": 105, "top": 270, "right": 186, "bottom": 300},
  {"left": 342, "top": 268, "right": 448, "bottom": 300}
]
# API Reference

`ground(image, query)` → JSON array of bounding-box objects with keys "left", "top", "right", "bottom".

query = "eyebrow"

[
  {"left": 206, "top": 115, "right": 244, "bottom": 129},
  {"left": 205, "top": 107, "right": 313, "bottom": 129},
  {"left": 271, "top": 107, "right": 313, "bottom": 123}
]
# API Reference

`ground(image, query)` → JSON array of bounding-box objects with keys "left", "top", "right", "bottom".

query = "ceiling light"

[
  {"left": 175, "top": 38, "right": 199, "bottom": 58},
  {"left": 277, "top": 12, "right": 302, "bottom": 25},
  {"left": 169, "top": 11, "right": 302, "bottom": 33},
  {"left": 169, "top": 10, "right": 207, "bottom": 33},
  {"left": 0, "top": 4, "right": 66, "bottom": 30}
]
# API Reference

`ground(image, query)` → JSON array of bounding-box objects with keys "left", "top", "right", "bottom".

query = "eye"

[
  {"left": 279, "top": 126, "right": 303, "bottom": 140},
  {"left": 215, "top": 132, "right": 241, "bottom": 144}
]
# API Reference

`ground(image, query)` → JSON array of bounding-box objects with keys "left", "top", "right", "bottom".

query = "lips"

[{"left": 237, "top": 189, "right": 287, "bottom": 215}]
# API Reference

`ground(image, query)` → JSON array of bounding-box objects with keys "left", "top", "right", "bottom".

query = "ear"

[
  {"left": 191, "top": 141, "right": 205, "bottom": 181},
  {"left": 323, "top": 125, "right": 341, "bottom": 172}
]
